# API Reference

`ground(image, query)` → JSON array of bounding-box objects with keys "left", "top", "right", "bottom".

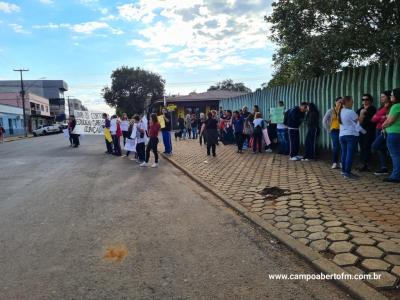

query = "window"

[
  {"left": 46, "top": 106, "right": 48, "bottom": 112},
  {"left": 36, "top": 104, "right": 40, "bottom": 110},
  {"left": 41, "top": 105, "right": 44, "bottom": 111},
  {"left": 0, "top": 118, "right": 3, "bottom": 127}
]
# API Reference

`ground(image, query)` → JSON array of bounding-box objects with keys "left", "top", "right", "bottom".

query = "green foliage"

[
  {"left": 208, "top": 79, "right": 252, "bottom": 93},
  {"left": 102, "top": 66, "right": 165, "bottom": 116},
  {"left": 266, "top": 0, "right": 400, "bottom": 87}
]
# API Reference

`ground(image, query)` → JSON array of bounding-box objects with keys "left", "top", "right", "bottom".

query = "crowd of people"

[
  {"left": 173, "top": 88, "right": 400, "bottom": 183},
  {"left": 79, "top": 88, "right": 399, "bottom": 182},
  {"left": 100, "top": 111, "right": 171, "bottom": 168}
]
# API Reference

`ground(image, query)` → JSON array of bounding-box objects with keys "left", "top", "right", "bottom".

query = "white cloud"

[
  {"left": 122, "top": 0, "right": 273, "bottom": 69},
  {"left": 39, "top": 0, "right": 54, "bottom": 4},
  {"left": 9, "top": 23, "right": 29, "bottom": 34},
  {"left": 33, "top": 21, "right": 123, "bottom": 35},
  {"left": 0, "top": 1, "right": 20, "bottom": 13},
  {"left": 71, "top": 21, "right": 108, "bottom": 34}
]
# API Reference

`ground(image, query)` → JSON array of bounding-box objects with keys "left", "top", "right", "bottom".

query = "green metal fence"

[{"left": 220, "top": 60, "right": 400, "bottom": 149}]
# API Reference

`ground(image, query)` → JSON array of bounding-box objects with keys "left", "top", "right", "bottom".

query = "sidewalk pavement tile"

[{"left": 166, "top": 139, "right": 400, "bottom": 290}]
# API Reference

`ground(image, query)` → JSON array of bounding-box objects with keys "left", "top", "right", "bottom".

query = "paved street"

[
  {"left": 167, "top": 138, "right": 400, "bottom": 294},
  {"left": 0, "top": 135, "right": 350, "bottom": 300}
]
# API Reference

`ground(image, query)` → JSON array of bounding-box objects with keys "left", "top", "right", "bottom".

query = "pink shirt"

[{"left": 371, "top": 107, "right": 388, "bottom": 129}]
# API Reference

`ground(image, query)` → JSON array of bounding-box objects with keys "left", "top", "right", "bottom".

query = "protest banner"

[
  {"left": 270, "top": 107, "right": 285, "bottom": 124},
  {"left": 74, "top": 110, "right": 105, "bottom": 135}
]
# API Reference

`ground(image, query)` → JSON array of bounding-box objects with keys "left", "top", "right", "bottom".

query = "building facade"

[
  {"left": 150, "top": 90, "right": 249, "bottom": 129},
  {"left": 68, "top": 98, "right": 88, "bottom": 116},
  {"left": 0, "top": 92, "right": 52, "bottom": 134},
  {"left": 0, "top": 80, "right": 68, "bottom": 121},
  {"left": 0, "top": 103, "right": 24, "bottom": 137}
]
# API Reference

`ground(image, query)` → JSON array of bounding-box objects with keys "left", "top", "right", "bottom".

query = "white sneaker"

[
  {"left": 151, "top": 163, "right": 159, "bottom": 168},
  {"left": 265, "top": 149, "right": 273, "bottom": 153},
  {"left": 140, "top": 162, "right": 149, "bottom": 167},
  {"left": 289, "top": 156, "right": 300, "bottom": 161},
  {"left": 301, "top": 158, "right": 310, "bottom": 161},
  {"left": 331, "top": 163, "right": 338, "bottom": 169}
]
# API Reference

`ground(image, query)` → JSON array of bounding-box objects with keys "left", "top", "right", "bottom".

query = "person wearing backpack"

[
  {"left": 287, "top": 102, "right": 308, "bottom": 160},
  {"left": 252, "top": 112, "right": 264, "bottom": 154}
]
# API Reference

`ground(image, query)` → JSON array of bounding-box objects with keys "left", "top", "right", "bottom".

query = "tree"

[
  {"left": 102, "top": 66, "right": 165, "bottom": 116},
  {"left": 266, "top": 0, "right": 400, "bottom": 87},
  {"left": 208, "top": 79, "right": 252, "bottom": 93}
]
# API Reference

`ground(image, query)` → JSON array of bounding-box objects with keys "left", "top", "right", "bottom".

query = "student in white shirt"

[
  {"left": 120, "top": 113, "right": 130, "bottom": 146},
  {"left": 339, "top": 96, "right": 359, "bottom": 179}
]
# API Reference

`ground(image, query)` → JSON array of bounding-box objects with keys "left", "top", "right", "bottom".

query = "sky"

[{"left": 0, "top": 0, "right": 275, "bottom": 114}]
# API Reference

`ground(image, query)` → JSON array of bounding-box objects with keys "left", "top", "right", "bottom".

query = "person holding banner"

[
  {"left": 68, "top": 115, "right": 80, "bottom": 148},
  {"left": 67, "top": 116, "right": 74, "bottom": 147},
  {"left": 161, "top": 108, "right": 172, "bottom": 155},
  {"left": 135, "top": 115, "right": 146, "bottom": 163},
  {"left": 102, "top": 113, "right": 113, "bottom": 154},
  {"left": 123, "top": 118, "right": 136, "bottom": 158},
  {"left": 273, "top": 101, "right": 289, "bottom": 155}
]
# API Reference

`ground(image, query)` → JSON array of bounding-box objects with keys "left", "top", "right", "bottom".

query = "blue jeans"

[
  {"left": 191, "top": 126, "right": 198, "bottom": 139},
  {"left": 162, "top": 130, "right": 172, "bottom": 154},
  {"left": 277, "top": 128, "right": 288, "bottom": 154},
  {"left": 330, "top": 129, "right": 340, "bottom": 164},
  {"left": 371, "top": 129, "right": 387, "bottom": 170},
  {"left": 340, "top": 135, "right": 358, "bottom": 175},
  {"left": 387, "top": 133, "right": 400, "bottom": 180}
]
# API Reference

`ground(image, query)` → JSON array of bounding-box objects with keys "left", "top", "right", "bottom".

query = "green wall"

[{"left": 220, "top": 60, "right": 400, "bottom": 149}]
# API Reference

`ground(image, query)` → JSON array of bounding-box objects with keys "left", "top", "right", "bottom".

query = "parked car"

[
  {"left": 32, "top": 124, "right": 62, "bottom": 136},
  {"left": 56, "top": 122, "right": 68, "bottom": 130}
]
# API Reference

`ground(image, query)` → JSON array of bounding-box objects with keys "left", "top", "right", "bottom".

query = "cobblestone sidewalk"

[{"left": 165, "top": 139, "right": 400, "bottom": 292}]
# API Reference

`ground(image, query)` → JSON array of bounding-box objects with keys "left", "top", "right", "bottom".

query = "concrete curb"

[
  {"left": 161, "top": 153, "right": 388, "bottom": 300},
  {"left": 4, "top": 135, "right": 34, "bottom": 143}
]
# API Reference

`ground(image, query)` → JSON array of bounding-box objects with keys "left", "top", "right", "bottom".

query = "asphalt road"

[{"left": 0, "top": 135, "right": 352, "bottom": 299}]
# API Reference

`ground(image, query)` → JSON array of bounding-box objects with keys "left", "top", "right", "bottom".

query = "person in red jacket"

[{"left": 371, "top": 91, "right": 392, "bottom": 175}]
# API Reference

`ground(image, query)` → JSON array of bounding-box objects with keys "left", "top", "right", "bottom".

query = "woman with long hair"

[
  {"left": 140, "top": 113, "right": 161, "bottom": 168},
  {"left": 201, "top": 112, "right": 218, "bottom": 156},
  {"left": 302, "top": 103, "right": 320, "bottom": 161},
  {"left": 339, "top": 96, "right": 359, "bottom": 179},
  {"left": 323, "top": 97, "right": 342, "bottom": 168},
  {"left": 382, "top": 88, "right": 400, "bottom": 183},
  {"left": 252, "top": 112, "right": 264, "bottom": 154},
  {"left": 371, "top": 91, "right": 392, "bottom": 175}
]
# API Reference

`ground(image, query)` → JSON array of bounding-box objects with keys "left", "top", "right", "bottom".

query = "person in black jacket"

[
  {"left": 69, "top": 115, "right": 80, "bottom": 148},
  {"left": 357, "top": 94, "right": 377, "bottom": 171},
  {"left": 302, "top": 103, "right": 320, "bottom": 160},
  {"left": 286, "top": 102, "right": 308, "bottom": 160}
]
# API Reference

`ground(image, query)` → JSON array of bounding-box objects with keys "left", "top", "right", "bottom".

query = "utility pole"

[
  {"left": 67, "top": 96, "right": 74, "bottom": 116},
  {"left": 13, "top": 68, "right": 29, "bottom": 137}
]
